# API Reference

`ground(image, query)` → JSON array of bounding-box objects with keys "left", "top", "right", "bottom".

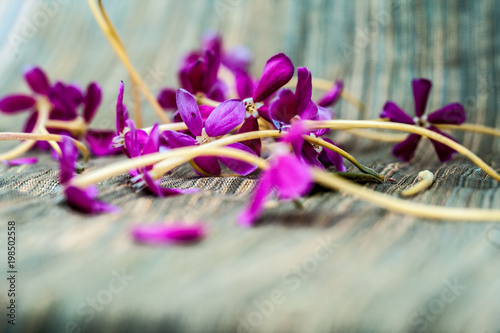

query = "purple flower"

[
  {"left": 1, "top": 157, "right": 38, "bottom": 166},
  {"left": 131, "top": 223, "right": 205, "bottom": 245},
  {"left": 380, "top": 78, "right": 466, "bottom": 162},
  {"left": 234, "top": 53, "right": 294, "bottom": 154},
  {"left": 269, "top": 70, "right": 345, "bottom": 171},
  {"left": 0, "top": 66, "right": 114, "bottom": 156},
  {"left": 238, "top": 150, "right": 313, "bottom": 227},
  {"left": 178, "top": 46, "right": 226, "bottom": 102},
  {"left": 162, "top": 89, "right": 258, "bottom": 176},
  {"left": 59, "top": 136, "right": 119, "bottom": 214},
  {"left": 270, "top": 67, "right": 318, "bottom": 127}
]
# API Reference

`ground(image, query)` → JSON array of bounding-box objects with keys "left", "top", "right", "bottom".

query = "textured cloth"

[{"left": 0, "top": 1, "right": 500, "bottom": 332}]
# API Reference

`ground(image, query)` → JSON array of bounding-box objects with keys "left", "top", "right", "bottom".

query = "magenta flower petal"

[
  {"left": 318, "top": 80, "right": 344, "bottom": 107},
  {"left": 176, "top": 89, "right": 203, "bottom": 136},
  {"left": 83, "top": 82, "right": 102, "bottom": 123},
  {"left": 116, "top": 81, "right": 129, "bottom": 133},
  {"left": 298, "top": 100, "right": 318, "bottom": 121},
  {"left": 392, "top": 134, "right": 422, "bottom": 162},
  {"left": 321, "top": 138, "right": 346, "bottom": 172},
  {"left": 202, "top": 31, "right": 222, "bottom": 58},
  {"left": 238, "top": 170, "right": 273, "bottom": 227},
  {"left": 161, "top": 130, "right": 197, "bottom": 148},
  {"left": 428, "top": 126, "right": 458, "bottom": 162},
  {"left": 124, "top": 120, "right": 149, "bottom": 158},
  {"left": 205, "top": 99, "right": 245, "bottom": 137},
  {"left": 1, "top": 157, "right": 38, "bottom": 166},
  {"left": 142, "top": 171, "right": 198, "bottom": 197},
  {"left": 222, "top": 45, "right": 252, "bottom": 72},
  {"left": 199, "top": 105, "right": 215, "bottom": 120},
  {"left": 273, "top": 154, "right": 313, "bottom": 200},
  {"left": 235, "top": 68, "right": 255, "bottom": 99},
  {"left": 23, "top": 111, "right": 38, "bottom": 133},
  {"left": 65, "top": 185, "right": 119, "bottom": 214},
  {"left": 300, "top": 142, "right": 323, "bottom": 168},
  {"left": 23, "top": 66, "right": 51, "bottom": 95},
  {"left": 142, "top": 123, "right": 160, "bottom": 155},
  {"left": 380, "top": 102, "right": 414, "bottom": 124},
  {"left": 204, "top": 50, "right": 220, "bottom": 92},
  {"left": 60, "top": 136, "right": 78, "bottom": 183},
  {"left": 86, "top": 129, "right": 121, "bottom": 156},
  {"left": 218, "top": 142, "right": 258, "bottom": 176},
  {"left": 237, "top": 116, "right": 261, "bottom": 156},
  {"left": 313, "top": 106, "right": 332, "bottom": 137},
  {"left": 49, "top": 82, "right": 79, "bottom": 120},
  {"left": 0, "top": 94, "right": 36, "bottom": 113},
  {"left": 269, "top": 89, "right": 298, "bottom": 124},
  {"left": 253, "top": 53, "right": 294, "bottom": 102},
  {"left": 295, "top": 67, "right": 313, "bottom": 114},
  {"left": 193, "top": 156, "right": 221, "bottom": 175},
  {"left": 206, "top": 80, "right": 227, "bottom": 102},
  {"left": 427, "top": 103, "right": 466, "bottom": 125},
  {"left": 412, "top": 78, "right": 432, "bottom": 117},
  {"left": 157, "top": 88, "right": 177, "bottom": 110},
  {"left": 131, "top": 223, "right": 205, "bottom": 245}
]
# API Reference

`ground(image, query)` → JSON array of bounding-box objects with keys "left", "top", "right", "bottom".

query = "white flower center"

[
  {"left": 309, "top": 133, "right": 323, "bottom": 154},
  {"left": 413, "top": 115, "right": 429, "bottom": 128},
  {"left": 196, "top": 128, "right": 217, "bottom": 145},
  {"left": 243, "top": 97, "right": 262, "bottom": 119}
]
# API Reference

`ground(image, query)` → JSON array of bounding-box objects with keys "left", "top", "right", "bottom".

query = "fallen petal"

[
  {"left": 131, "top": 223, "right": 206, "bottom": 245},
  {"left": 273, "top": 153, "right": 313, "bottom": 200},
  {"left": 1, "top": 157, "right": 38, "bottom": 166},
  {"left": 238, "top": 170, "right": 273, "bottom": 227},
  {"left": 59, "top": 136, "right": 78, "bottom": 183},
  {"left": 65, "top": 185, "right": 119, "bottom": 214}
]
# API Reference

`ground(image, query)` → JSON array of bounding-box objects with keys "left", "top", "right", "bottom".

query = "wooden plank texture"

[{"left": 0, "top": 1, "right": 500, "bottom": 332}]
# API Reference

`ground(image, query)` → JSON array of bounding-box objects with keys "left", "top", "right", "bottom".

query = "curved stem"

[
  {"left": 45, "top": 117, "right": 88, "bottom": 137},
  {"left": 0, "top": 97, "right": 50, "bottom": 161},
  {"left": 346, "top": 123, "right": 500, "bottom": 142},
  {"left": 401, "top": 170, "right": 434, "bottom": 197},
  {"left": 436, "top": 123, "right": 500, "bottom": 137},
  {"left": 312, "top": 169, "right": 500, "bottom": 221},
  {"left": 310, "top": 120, "right": 500, "bottom": 182},
  {"left": 345, "top": 129, "right": 407, "bottom": 142},
  {"left": 0, "top": 132, "right": 89, "bottom": 162},
  {"left": 87, "top": 0, "right": 169, "bottom": 124},
  {"left": 39, "top": 127, "right": 62, "bottom": 157},
  {"left": 303, "top": 135, "right": 384, "bottom": 180},
  {"left": 196, "top": 95, "right": 221, "bottom": 107}
]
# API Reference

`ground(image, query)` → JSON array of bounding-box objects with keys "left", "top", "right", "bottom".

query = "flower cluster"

[{"left": 6, "top": 23, "right": 498, "bottom": 246}]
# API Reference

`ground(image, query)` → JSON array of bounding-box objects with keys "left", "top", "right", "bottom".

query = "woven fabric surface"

[{"left": 0, "top": 1, "right": 500, "bottom": 332}]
